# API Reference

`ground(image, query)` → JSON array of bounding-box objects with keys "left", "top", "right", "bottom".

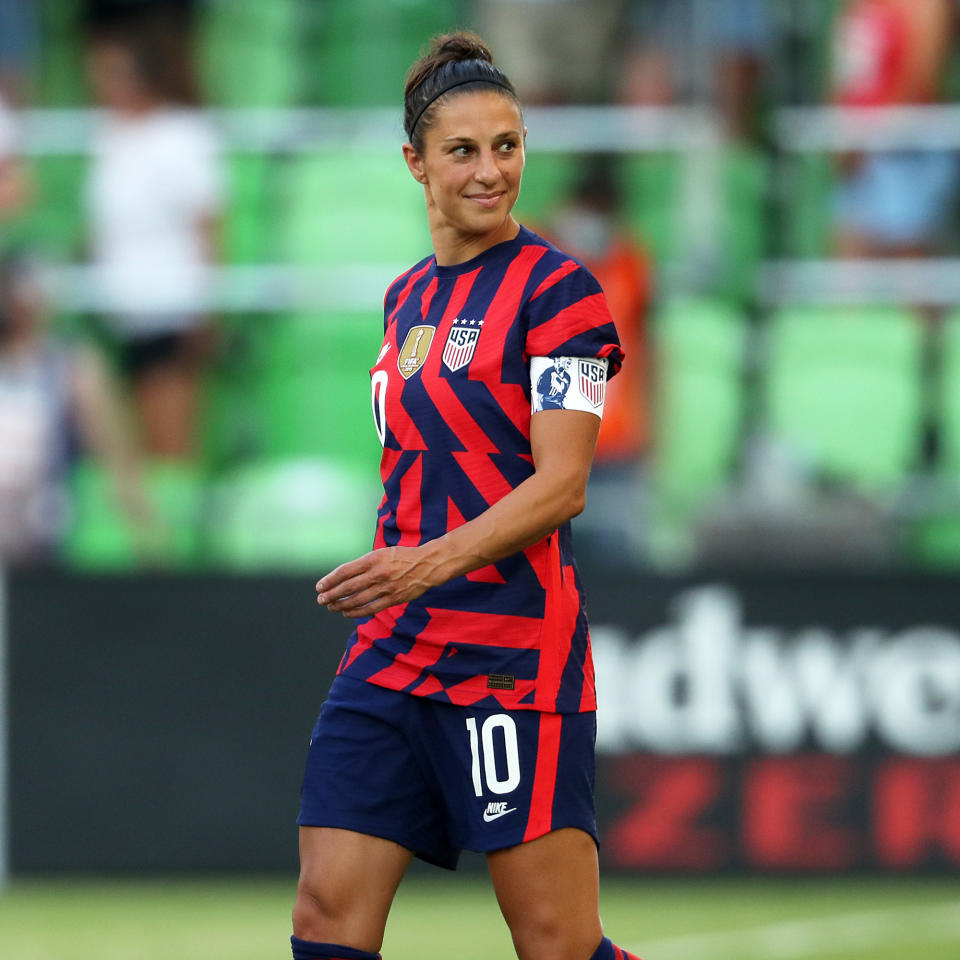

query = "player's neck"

[{"left": 429, "top": 216, "right": 520, "bottom": 267}]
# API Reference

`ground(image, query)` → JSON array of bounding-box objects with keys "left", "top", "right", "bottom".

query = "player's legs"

[
  {"left": 487, "top": 826, "right": 603, "bottom": 960},
  {"left": 292, "top": 825, "right": 413, "bottom": 954},
  {"left": 293, "top": 677, "right": 461, "bottom": 957}
]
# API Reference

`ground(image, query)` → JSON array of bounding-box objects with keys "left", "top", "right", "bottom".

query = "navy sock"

[
  {"left": 290, "top": 935, "right": 381, "bottom": 960},
  {"left": 590, "top": 936, "right": 643, "bottom": 960}
]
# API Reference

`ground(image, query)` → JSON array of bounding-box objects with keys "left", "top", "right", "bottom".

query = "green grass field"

[{"left": 2, "top": 876, "right": 959, "bottom": 959}]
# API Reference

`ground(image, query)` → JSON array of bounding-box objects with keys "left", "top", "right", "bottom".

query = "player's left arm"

[{"left": 317, "top": 406, "right": 601, "bottom": 618}]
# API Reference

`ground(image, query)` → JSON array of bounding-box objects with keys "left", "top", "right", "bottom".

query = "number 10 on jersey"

[{"left": 466, "top": 715, "right": 521, "bottom": 796}]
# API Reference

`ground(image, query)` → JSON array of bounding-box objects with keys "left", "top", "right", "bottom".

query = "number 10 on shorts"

[{"left": 466, "top": 715, "right": 521, "bottom": 796}]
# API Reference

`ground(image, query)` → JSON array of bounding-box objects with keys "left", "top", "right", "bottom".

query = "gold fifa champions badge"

[{"left": 398, "top": 325, "right": 436, "bottom": 379}]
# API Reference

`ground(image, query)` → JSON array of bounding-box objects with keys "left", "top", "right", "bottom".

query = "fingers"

[
  {"left": 336, "top": 597, "right": 397, "bottom": 619},
  {"left": 314, "top": 546, "right": 427, "bottom": 618},
  {"left": 316, "top": 551, "right": 396, "bottom": 610},
  {"left": 316, "top": 555, "right": 372, "bottom": 595},
  {"left": 324, "top": 581, "right": 384, "bottom": 611},
  {"left": 317, "top": 571, "right": 375, "bottom": 606},
  {"left": 328, "top": 585, "right": 393, "bottom": 617}
]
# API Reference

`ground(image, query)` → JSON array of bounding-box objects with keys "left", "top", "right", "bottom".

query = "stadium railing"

[{"left": 18, "top": 104, "right": 960, "bottom": 310}]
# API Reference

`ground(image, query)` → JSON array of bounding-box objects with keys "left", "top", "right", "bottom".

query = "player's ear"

[{"left": 402, "top": 143, "right": 427, "bottom": 185}]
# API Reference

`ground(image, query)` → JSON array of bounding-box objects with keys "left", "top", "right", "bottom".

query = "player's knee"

[
  {"left": 508, "top": 904, "right": 600, "bottom": 960},
  {"left": 291, "top": 880, "right": 354, "bottom": 943},
  {"left": 291, "top": 884, "right": 325, "bottom": 940}
]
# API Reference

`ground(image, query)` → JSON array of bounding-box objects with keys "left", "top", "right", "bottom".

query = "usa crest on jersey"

[
  {"left": 578, "top": 359, "right": 606, "bottom": 408},
  {"left": 443, "top": 318, "right": 481, "bottom": 371}
]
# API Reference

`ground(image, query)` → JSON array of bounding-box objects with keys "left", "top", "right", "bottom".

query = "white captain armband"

[{"left": 530, "top": 356, "right": 607, "bottom": 418}]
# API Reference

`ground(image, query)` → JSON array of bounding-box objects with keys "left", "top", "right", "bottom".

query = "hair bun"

[{"left": 427, "top": 31, "right": 494, "bottom": 67}]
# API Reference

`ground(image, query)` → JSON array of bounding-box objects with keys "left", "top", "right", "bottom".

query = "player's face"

[{"left": 405, "top": 91, "right": 525, "bottom": 254}]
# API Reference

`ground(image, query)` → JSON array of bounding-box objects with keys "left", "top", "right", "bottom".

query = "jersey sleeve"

[
  {"left": 522, "top": 260, "right": 625, "bottom": 378},
  {"left": 382, "top": 257, "right": 433, "bottom": 332}
]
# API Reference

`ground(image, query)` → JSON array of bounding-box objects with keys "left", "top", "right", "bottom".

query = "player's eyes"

[
  {"left": 452, "top": 145, "right": 473, "bottom": 157},
  {"left": 498, "top": 140, "right": 516, "bottom": 152}
]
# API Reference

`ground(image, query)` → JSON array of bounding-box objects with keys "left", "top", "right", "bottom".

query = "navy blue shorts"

[{"left": 298, "top": 675, "right": 597, "bottom": 869}]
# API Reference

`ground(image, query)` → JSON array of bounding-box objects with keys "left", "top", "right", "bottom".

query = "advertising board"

[
  {"left": 582, "top": 574, "right": 960, "bottom": 872},
  {"left": 7, "top": 571, "right": 959, "bottom": 873}
]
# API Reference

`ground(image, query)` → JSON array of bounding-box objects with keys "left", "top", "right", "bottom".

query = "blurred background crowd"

[{"left": 2, "top": 0, "right": 960, "bottom": 574}]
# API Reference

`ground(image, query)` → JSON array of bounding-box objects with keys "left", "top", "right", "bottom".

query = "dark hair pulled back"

[{"left": 403, "top": 31, "right": 520, "bottom": 153}]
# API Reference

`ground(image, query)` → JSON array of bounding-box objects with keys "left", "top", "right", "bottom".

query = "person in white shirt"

[{"left": 86, "top": 15, "right": 222, "bottom": 459}]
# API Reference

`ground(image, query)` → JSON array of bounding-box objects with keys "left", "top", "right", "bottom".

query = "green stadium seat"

[
  {"left": 313, "top": 0, "right": 462, "bottom": 106},
  {"left": 63, "top": 460, "right": 205, "bottom": 570},
  {"left": 255, "top": 311, "right": 383, "bottom": 375},
  {"left": 936, "top": 313, "right": 960, "bottom": 476},
  {"left": 223, "top": 154, "right": 274, "bottom": 264},
  {"left": 774, "top": 0, "right": 847, "bottom": 257},
  {"left": 62, "top": 460, "right": 138, "bottom": 569},
  {"left": 513, "top": 152, "right": 579, "bottom": 226},
  {"left": 903, "top": 510, "right": 960, "bottom": 570},
  {"left": 147, "top": 461, "right": 206, "bottom": 563},
  {"left": 227, "top": 309, "right": 384, "bottom": 474},
  {"left": 199, "top": 0, "right": 301, "bottom": 107},
  {"left": 652, "top": 298, "right": 747, "bottom": 504},
  {"left": 199, "top": 364, "right": 257, "bottom": 469},
  {"left": 782, "top": 153, "right": 835, "bottom": 259},
  {"left": 280, "top": 152, "right": 429, "bottom": 266},
  {"left": 719, "top": 145, "right": 768, "bottom": 301},
  {"left": 924, "top": 312, "right": 960, "bottom": 569},
  {"left": 35, "top": 0, "right": 88, "bottom": 107},
  {"left": 623, "top": 153, "right": 682, "bottom": 265},
  {"left": 900, "top": 303, "right": 960, "bottom": 566},
  {"left": 201, "top": 309, "right": 385, "bottom": 474},
  {"left": 625, "top": 145, "right": 770, "bottom": 292},
  {"left": 30, "top": 156, "right": 88, "bottom": 257},
  {"left": 764, "top": 306, "right": 924, "bottom": 491},
  {"left": 203, "top": 457, "right": 380, "bottom": 569},
  {"left": 254, "top": 366, "right": 381, "bottom": 471},
  {"left": 623, "top": 147, "right": 766, "bottom": 300}
]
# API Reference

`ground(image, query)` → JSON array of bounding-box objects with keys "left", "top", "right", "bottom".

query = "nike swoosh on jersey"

[{"left": 482, "top": 806, "right": 517, "bottom": 822}]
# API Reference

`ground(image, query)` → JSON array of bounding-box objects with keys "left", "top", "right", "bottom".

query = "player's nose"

[{"left": 474, "top": 148, "right": 501, "bottom": 184}]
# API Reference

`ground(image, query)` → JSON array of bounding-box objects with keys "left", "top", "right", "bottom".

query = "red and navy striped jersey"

[{"left": 337, "top": 225, "right": 624, "bottom": 713}]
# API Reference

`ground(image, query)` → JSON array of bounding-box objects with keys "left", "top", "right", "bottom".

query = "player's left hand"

[{"left": 316, "top": 545, "right": 441, "bottom": 618}]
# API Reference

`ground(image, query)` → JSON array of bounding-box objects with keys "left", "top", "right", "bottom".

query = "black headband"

[{"left": 409, "top": 72, "right": 515, "bottom": 140}]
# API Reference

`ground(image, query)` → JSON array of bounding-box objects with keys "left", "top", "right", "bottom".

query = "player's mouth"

[{"left": 465, "top": 191, "right": 505, "bottom": 208}]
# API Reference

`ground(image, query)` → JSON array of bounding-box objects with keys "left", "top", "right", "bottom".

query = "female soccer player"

[{"left": 292, "top": 32, "right": 640, "bottom": 960}]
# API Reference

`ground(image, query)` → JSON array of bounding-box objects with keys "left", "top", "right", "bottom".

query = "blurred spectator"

[
  {"left": 85, "top": 10, "right": 222, "bottom": 459},
  {"left": 0, "top": 87, "right": 29, "bottom": 222},
  {"left": 621, "top": 0, "right": 774, "bottom": 141},
  {"left": 0, "top": 0, "right": 37, "bottom": 104},
  {"left": 831, "top": 0, "right": 958, "bottom": 258},
  {"left": 0, "top": 0, "right": 32, "bottom": 227},
  {"left": 0, "top": 250, "right": 153, "bottom": 565},
  {"left": 472, "top": 0, "right": 625, "bottom": 104},
  {"left": 546, "top": 156, "right": 652, "bottom": 561}
]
